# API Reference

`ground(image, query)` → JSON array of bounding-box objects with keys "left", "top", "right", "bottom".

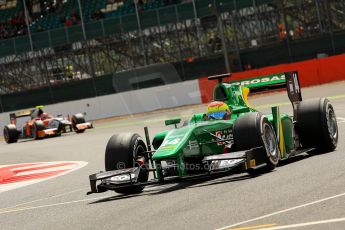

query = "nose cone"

[{"left": 152, "top": 127, "right": 191, "bottom": 161}]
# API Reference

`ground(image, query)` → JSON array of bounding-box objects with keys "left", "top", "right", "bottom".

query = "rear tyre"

[
  {"left": 296, "top": 98, "right": 338, "bottom": 153},
  {"left": 3, "top": 124, "right": 18, "bottom": 144},
  {"left": 105, "top": 133, "right": 149, "bottom": 194},
  {"left": 32, "top": 120, "right": 45, "bottom": 140},
  {"left": 233, "top": 112, "right": 279, "bottom": 175},
  {"left": 72, "top": 113, "right": 86, "bottom": 133}
]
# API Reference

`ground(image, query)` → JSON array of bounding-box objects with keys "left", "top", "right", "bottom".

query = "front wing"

[
  {"left": 87, "top": 147, "right": 267, "bottom": 195},
  {"left": 75, "top": 122, "right": 93, "bottom": 131}
]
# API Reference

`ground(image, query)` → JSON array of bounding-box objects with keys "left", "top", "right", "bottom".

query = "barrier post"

[
  {"left": 0, "top": 94, "right": 3, "bottom": 113},
  {"left": 133, "top": 0, "right": 148, "bottom": 66}
]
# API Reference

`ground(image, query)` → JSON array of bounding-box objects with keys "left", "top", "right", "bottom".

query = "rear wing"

[
  {"left": 230, "top": 73, "right": 286, "bottom": 93},
  {"left": 229, "top": 71, "right": 302, "bottom": 104},
  {"left": 9, "top": 109, "right": 34, "bottom": 124},
  {"left": 208, "top": 71, "right": 302, "bottom": 116}
]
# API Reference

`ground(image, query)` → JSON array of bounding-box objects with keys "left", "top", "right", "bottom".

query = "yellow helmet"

[{"left": 207, "top": 101, "right": 230, "bottom": 120}]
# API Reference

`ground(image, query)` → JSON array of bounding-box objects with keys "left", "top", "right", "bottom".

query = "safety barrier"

[
  {"left": 1, "top": 53, "right": 345, "bottom": 130},
  {"left": 0, "top": 80, "right": 201, "bottom": 129},
  {"left": 198, "top": 53, "right": 345, "bottom": 103}
]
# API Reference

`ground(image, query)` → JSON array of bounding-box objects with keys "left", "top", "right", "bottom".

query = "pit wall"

[
  {"left": 198, "top": 53, "right": 345, "bottom": 103},
  {"left": 0, "top": 80, "right": 201, "bottom": 129}
]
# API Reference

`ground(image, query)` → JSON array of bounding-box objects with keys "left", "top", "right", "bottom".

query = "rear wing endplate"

[
  {"left": 285, "top": 71, "right": 302, "bottom": 119},
  {"left": 285, "top": 71, "right": 302, "bottom": 104}
]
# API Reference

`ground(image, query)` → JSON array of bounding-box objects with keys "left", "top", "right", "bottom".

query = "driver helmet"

[
  {"left": 40, "top": 112, "right": 49, "bottom": 119},
  {"left": 207, "top": 101, "right": 231, "bottom": 120},
  {"left": 30, "top": 108, "right": 44, "bottom": 119}
]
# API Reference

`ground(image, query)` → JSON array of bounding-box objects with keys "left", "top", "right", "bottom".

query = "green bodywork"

[{"left": 151, "top": 73, "right": 295, "bottom": 179}]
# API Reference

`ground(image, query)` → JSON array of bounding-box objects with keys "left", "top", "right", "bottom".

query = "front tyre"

[
  {"left": 72, "top": 113, "right": 86, "bottom": 133},
  {"left": 233, "top": 112, "right": 280, "bottom": 174},
  {"left": 105, "top": 133, "right": 149, "bottom": 194}
]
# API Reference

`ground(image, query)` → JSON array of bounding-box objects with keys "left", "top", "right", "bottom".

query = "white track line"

[
  {"left": 0, "top": 187, "right": 88, "bottom": 211},
  {"left": 0, "top": 195, "right": 112, "bottom": 215},
  {"left": 259, "top": 217, "right": 345, "bottom": 230},
  {"left": 337, "top": 117, "right": 345, "bottom": 123},
  {"left": 0, "top": 184, "right": 173, "bottom": 215},
  {"left": 216, "top": 191, "right": 345, "bottom": 230}
]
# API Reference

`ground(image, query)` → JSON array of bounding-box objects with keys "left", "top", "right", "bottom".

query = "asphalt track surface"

[{"left": 0, "top": 81, "right": 345, "bottom": 230}]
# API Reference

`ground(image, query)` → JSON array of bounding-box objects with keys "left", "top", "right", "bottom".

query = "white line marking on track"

[
  {"left": 0, "top": 187, "right": 88, "bottom": 211},
  {"left": 259, "top": 217, "right": 345, "bottom": 230},
  {"left": 0, "top": 195, "right": 112, "bottom": 215},
  {"left": 0, "top": 184, "right": 175, "bottom": 215},
  {"left": 230, "top": 224, "right": 277, "bottom": 230},
  {"left": 216, "top": 191, "right": 345, "bottom": 230},
  {"left": 337, "top": 117, "right": 345, "bottom": 123}
]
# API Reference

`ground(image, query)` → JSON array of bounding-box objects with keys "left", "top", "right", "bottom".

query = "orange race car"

[{"left": 3, "top": 106, "right": 93, "bottom": 144}]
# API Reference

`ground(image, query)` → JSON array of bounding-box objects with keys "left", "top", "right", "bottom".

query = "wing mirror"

[{"left": 165, "top": 117, "right": 181, "bottom": 128}]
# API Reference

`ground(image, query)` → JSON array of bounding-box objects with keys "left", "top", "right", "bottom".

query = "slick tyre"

[
  {"left": 3, "top": 124, "right": 18, "bottom": 144},
  {"left": 296, "top": 98, "right": 338, "bottom": 153},
  {"left": 32, "top": 120, "right": 45, "bottom": 140},
  {"left": 72, "top": 113, "right": 86, "bottom": 133},
  {"left": 233, "top": 112, "right": 279, "bottom": 175},
  {"left": 105, "top": 133, "right": 149, "bottom": 194}
]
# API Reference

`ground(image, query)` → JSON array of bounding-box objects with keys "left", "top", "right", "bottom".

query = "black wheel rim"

[
  {"left": 135, "top": 145, "right": 146, "bottom": 163},
  {"left": 134, "top": 143, "right": 148, "bottom": 183}
]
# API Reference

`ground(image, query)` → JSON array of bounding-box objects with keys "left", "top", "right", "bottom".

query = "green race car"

[{"left": 88, "top": 71, "right": 338, "bottom": 195}]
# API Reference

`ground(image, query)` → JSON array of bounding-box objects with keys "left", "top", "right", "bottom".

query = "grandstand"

[
  {"left": 0, "top": 0, "right": 181, "bottom": 34},
  {"left": 0, "top": 0, "right": 345, "bottom": 112}
]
